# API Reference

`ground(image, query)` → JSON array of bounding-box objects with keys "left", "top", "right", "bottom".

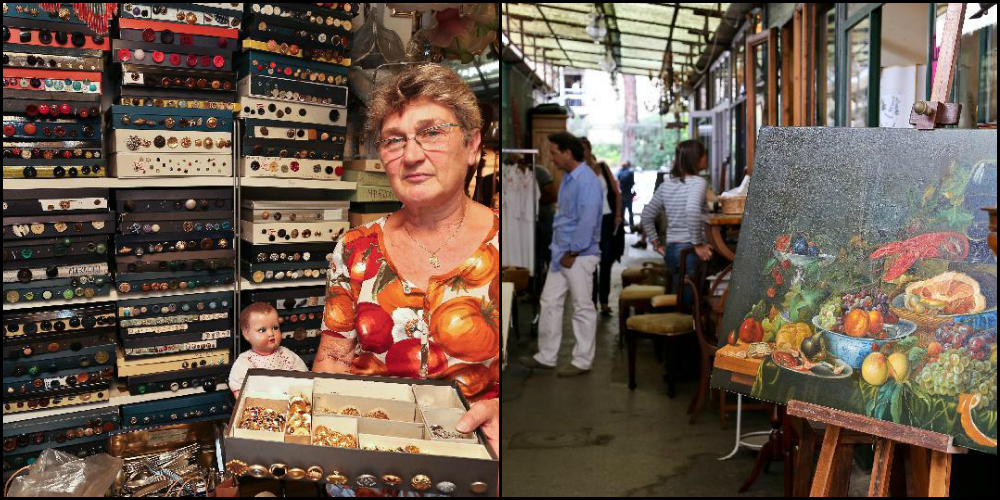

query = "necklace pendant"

[{"left": 429, "top": 255, "right": 440, "bottom": 268}]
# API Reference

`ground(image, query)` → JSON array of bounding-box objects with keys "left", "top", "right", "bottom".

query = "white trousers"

[{"left": 534, "top": 255, "right": 600, "bottom": 371}]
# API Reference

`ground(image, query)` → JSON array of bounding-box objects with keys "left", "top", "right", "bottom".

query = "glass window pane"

[
  {"left": 847, "top": 3, "right": 869, "bottom": 19},
  {"left": 735, "top": 41, "right": 746, "bottom": 97},
  {"left": 848, "top": 18, "right": 871, "bottom": 127},
  {"left": 818, "top": 9, "right": 837, "bottom": 126},
  {"left": 992, "top": 25, "right": 997, "bottom": 123},
  {"left": 754, "top": 44, "right": 768, "bottom": 131}
]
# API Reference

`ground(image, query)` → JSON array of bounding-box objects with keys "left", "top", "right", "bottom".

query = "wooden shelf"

[
  {"left": 116, "top": 284, "right": 236, "bottom": 302},
  {"left": 239, "top": 278, "right": 327, "bottom": 291},
  {"left": 1, "top": 177, "right": 236, "bottom": 190},
  {"left": 3, "top": 291, "right": 119, "bottom": 312},
  {"left": 239, "top": 178, "right": 357, "bottom": 190},
  {"left": 2, "top": 383, "right": 229, "bottom": 425}
]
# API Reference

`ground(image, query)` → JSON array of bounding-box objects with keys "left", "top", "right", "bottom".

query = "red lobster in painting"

[{"left": 870, "top": 232, "right": 969, "bottom": 282}]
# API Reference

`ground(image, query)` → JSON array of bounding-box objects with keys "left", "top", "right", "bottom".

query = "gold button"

[
  {"left": 326, "top": 472, "right": 348, "bottom": 486},
  {"left": 306, "top": 466, "right": 324, "bottom": 481},
  {"left": 411, "top": 475, "right": 432, "bottom": 491},
  {"left": 248, "top": 465, "right": 268, "bottom": 479},
  {"left": 286, "top": 468, "right": 306, "bottom": 481},
  {"left": 471, "top": 482, "right": 490, "bottom": 494},
  {"left": 382, "top": 475, "right": 402, "bottom": 487},
  {"left": 269, "top": 464, "right": 288, "bottom": 479}
]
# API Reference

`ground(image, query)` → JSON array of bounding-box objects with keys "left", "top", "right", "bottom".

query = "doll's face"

[{"left": 243, "top": 310, "right": 281, "bottom": 354}]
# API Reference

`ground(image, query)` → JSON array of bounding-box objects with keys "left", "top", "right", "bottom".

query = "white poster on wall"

[{"left": 880, "top": 65, "right": 928, "bottom": 128}]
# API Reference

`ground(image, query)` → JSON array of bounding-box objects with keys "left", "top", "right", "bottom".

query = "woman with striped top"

[{"left": 640, "top": 140, "right": 713, "bottom": 302}]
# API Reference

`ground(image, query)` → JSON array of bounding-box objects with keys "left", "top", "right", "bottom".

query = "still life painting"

[{"left": 711, "top": 127, "right": 998, "bottom": 454}]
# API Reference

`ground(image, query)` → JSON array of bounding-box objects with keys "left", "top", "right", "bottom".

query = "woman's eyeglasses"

[{"left": 375, "top": 123, "right": 462, "bottom": 160}]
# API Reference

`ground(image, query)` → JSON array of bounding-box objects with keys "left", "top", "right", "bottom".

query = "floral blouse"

[{"left": 321, "top": 211, "right": 500, "bottom": 403}]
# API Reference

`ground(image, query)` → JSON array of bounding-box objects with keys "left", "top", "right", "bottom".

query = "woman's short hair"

[{"left": 366, "top": 64, "right": 482, "bottom": 145}]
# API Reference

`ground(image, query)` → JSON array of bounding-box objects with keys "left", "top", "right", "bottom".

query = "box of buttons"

[{"left": 224, "top": 369, "right": 498, "bottom": 496}]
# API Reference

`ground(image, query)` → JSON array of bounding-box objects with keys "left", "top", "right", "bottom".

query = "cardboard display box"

[{"left": 223, "top": 369, "right": 497, "bottom": 496}]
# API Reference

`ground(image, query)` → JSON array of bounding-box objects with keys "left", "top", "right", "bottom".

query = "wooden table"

[
  {"left": 501, "top": 283, "right": 514, "bottom": 369},
  {"left": 706, "top": 215, "right": 743, "bottom": 262},
  {"left": 714, "top": 343, "right": 765, "bottom": 387}
]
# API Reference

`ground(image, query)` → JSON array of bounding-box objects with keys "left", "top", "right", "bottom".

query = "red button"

[
  {"left": 78, "top": 108, "right": 89, "bottom": 118},
  {"left": 142, "top": 28, "right": 156, "bottom": 42},
  {"left": 25, "top": 104, "right": 39, "bottom": 116},
  {"left": 23, "top": 123, "right": 37, "bottom": 135},
  {"left": 118, "top": 48, "right": 131, "bottom": 62},
  {"left": 335, "top": 166, "right": 344, "bottom": 176},
  {"left": 152, "top": 51, "right": 165, "bottom": 63},
  {"left": 37, "top": 104, "right": 50, "bottom": 115},
  {"left": 169, "top": 53, "right": 181, "bottom": 66},
  {"left": 283, "top": 67, "right": 292, "bottom": 76},
  {"left": 54, "top": 126, "right": 66, "bottom": 137},
  {"left": 2, "top": 125, "right": 15, "bottom": 137},
  {"left": 217, "top": 37, "right": 228, "bottom": 48},
  {"left": 201, "top": 55, "right": 212, "bottom": 67},
  {"left": 187, "top": 54, "right": 198, "bottom": 67},
  {"left": 59, "top": 104, "right": 73, "bottom": 115},
  {"left": 213, "top": 55, "right": 225, "bottom": 68},
  {"left": 269, "top": 62, "right": 277, "bottom": 68}
]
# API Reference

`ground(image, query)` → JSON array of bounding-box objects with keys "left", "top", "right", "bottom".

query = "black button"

[
  {"left": 23, "top": 166, "right": 37, "bottom": 179},
  {"left": 24, "top": 323, "right": 37, "bottom": 335},
  {"left": 55, "top": 31, "right": 68, "bottom": 45},
  {"left": 71, "top": 33, "right": 86, "bottom": 47},
  {"left": 40, "top": 321, "right": 52, "bottom": 331},
  {"left": 38, "top": 30, "right": 52, "bottom": 44},
  {"left": 53, "top": 321, "right": 66, "bottom": 332},
  {"left": 161, "top": 30, "right": 175, "bottom": 44},
  {"left": 20, "top": 31, "right": 32, "bottom": 43},
  {"left": 69, "top": 318, "right": 81, "bottom": 328},
  {"left": 17, "top": 269, "right": 32, "bottom": 283},
  {"left": 81, "top": 316, "right": 96, "bottom": 330},
  {"left": 3, "top": 27, "right": 9, "bottom": 42},
  {"left": 46, "top": 267, "right": 59, "bottom": 278},
  {"left": 330, "top": 110, "right": 340, "bottom": 122},
  {"left": 53, "top": 166, "right": 66, "bottom": 178},
  {"left": 68, "top": 167, "right": 79, "bottom": 178}
]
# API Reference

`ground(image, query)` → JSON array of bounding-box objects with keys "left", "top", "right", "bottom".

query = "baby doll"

[{"left": 229, "top": 302, "right": 308, "bottom": 399}]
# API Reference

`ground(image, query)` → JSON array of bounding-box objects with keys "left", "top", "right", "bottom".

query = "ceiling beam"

[
  {"left": 503, "top": 12, "right": 706, "bottom": 46},
  {"left": 543, "top": 48, "right": 696, "bottom": 65},
  {"left": 598, "top": 3, "right": 621, "bottom": 71},
  {"left": 533, "top": 4, "right": 575, "bottom": 71}
]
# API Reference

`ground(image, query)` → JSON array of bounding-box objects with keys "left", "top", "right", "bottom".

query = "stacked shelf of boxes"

[
  {"left": 3, "top": 3, "right": 242, "bottom": 478},
  {"left": 107, "top": 3, "right": 241, "bottom": 432},
  {"left": 235, "top": 3, "right": 361, "bottom": 366},
  {"left": 3, "top": 2, "right": 118, "bottom": 476}
]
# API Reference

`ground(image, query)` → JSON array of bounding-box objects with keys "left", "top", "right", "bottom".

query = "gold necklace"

[{"left": 403, "top": 200, "right": 468, "bottom": 269}]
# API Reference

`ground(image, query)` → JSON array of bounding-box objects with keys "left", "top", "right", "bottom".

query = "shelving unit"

[
  {"left": 2, "top": 177, "right": 237, "bottom": 190},
  {"left": 2, "top": 383, "right": 230, "bottom": 425},
  {"left": 239, "top": 278, "right": 327, "bottom": 291},
  {"left": 239, "top": 178, "right": 357, "bottom": 190}
]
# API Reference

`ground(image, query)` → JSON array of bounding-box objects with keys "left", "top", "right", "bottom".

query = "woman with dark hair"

[
  {"left": 640, "top": 140, "right": 713, "bottom": 301},
  {"left": 580, "top": 138, "right": 624, "bottom": 316}
]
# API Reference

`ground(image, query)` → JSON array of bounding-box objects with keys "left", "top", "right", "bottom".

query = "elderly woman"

[{"left": 313, "top": 64, "right": 500, "bottom": 496}]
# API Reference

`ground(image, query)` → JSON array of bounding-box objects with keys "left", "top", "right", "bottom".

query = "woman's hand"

[
  {"left": 655, "top": 245, "right": 666, "bottom": 256},
  {"left": 312, "top": 336, "right": 355, "bottom": 373},
  {"left": 457, "top": 399, "right": 499, "bottom": 456},
  {"left": 457, "top": 399, "right": 500, "bottom": 496},
  {"left": 695, "top": 244, "right": 713, "bottom": 261}
]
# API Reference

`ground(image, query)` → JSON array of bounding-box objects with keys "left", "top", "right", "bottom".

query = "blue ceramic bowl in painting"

[{"left": 812, "top": 316, "right": 918, "bottom": 369}]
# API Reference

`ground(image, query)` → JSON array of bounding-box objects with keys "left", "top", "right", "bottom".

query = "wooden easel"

[
  {"left": 788, "top": 4, "right": 990, "bottom": 498},
  {"left": 788, "top": 401, "right": 967, "bottom": 497}
]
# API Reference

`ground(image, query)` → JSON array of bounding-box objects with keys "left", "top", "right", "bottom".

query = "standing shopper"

[
  {"left": 617, "top": 161, "right": 636, "bottom": 230},
  {"left": 592, "top": 161, "right": 625, "bottom": 316},
  {"left": 521, "top": 132, "right": 603, "bottom": 377},
  {"left": 640, "top": 140, "right": 713, "bottom": 303}
]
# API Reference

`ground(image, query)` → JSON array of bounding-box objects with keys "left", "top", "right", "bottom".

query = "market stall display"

[{"left": 224, "top": 370, "right": 498, "bottom": 496}]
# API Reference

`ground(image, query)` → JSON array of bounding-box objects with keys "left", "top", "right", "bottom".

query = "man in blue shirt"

[{"left": 521, "top": 132, "right": 603, "bottom": 377}]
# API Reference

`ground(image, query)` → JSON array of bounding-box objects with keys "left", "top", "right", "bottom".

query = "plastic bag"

[{"left": 6, "top": 449, "right": 122, "bottom": 497}]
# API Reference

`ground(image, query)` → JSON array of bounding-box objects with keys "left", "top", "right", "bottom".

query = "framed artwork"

[{"left": 712, "top": 127, "right": 998, "bottom": 453}]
